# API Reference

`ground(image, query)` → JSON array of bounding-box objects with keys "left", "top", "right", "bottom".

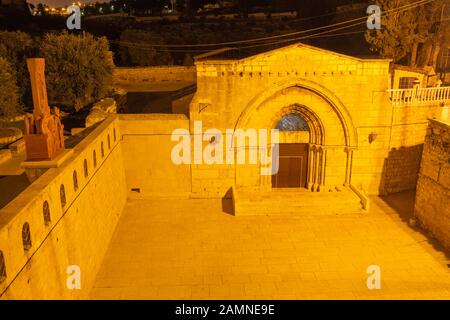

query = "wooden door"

[{"left": 272, "top": 143, "right": 309, "bottom": 188}]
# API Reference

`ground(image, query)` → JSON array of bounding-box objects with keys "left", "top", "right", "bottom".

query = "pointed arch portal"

[
  {"left": 272, "top": 113, "right": 310, "bottom": 188},
  {"left": 234, "top": 78, "right": 357, "bottom": 192}
]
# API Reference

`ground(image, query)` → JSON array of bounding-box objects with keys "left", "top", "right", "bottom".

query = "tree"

[
  {"left": 176, "top": 0, "right": 186, "bottom": 13},
  {"left": 39, "top": 32, "right": 114, "bottom": 112},
  {"left": 0, "top": 31, "right": 34, "bottom": 109},
  {"left": 365, "top": 0, "right": 418, "bottom": 63},
  {"left": 119, "top": 29, "right": 172, "bottom": 66},
  {"left": 413, "top": 0, "right": 447, "bottom": 68},
  {"left": 182, "top": 53, "right": 194, "bottom": 66},
  {"left": 365, "top": 0, "right": 448, "bottom": 68},
  {"left": 0, "top": 57, "right": 21, "bottom": 118}
]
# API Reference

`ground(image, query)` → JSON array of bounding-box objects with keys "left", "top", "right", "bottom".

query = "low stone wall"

[
  {"left": 0, "top": 116, "right": 127, "bottom": 299},
  {"left": 85, "top": 98, "right": 117, "bottom": 128},
  {"left": 414, "top": 119, "right": 450, "bottom": 251},
  {"left": 113, "top": 66, "right": 196, "bottom": 87},
  {"left": 379, "top": 104, "right": 448, "bottom": 195},
  {"left": 0, "top": 149, "right": 11, "bottom": 165},
  {"left": 380, "top": 145, "right": 424, "bottom": 194}
]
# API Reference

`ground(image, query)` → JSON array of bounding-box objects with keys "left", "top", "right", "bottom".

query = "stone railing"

[{"left": 387, "top": 86, "right": 450, "bottom": 106}]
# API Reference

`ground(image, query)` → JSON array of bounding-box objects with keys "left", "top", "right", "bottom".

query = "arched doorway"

[
  {"left": 272, "top": 113, "right": 310, "bottom": 188},
  {"left": 233, "top": 80, "right": 357, "bottom": 192}
]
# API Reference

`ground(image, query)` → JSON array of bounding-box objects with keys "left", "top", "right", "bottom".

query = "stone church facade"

[{"left": 188, "top": 43, "right": 448, "bottom": 199}]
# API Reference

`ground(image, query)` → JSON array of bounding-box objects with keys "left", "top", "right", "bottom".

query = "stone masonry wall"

[
  {"left": 119, "top": 114, "right": 192, "bottom": 198},
  {"left": 114, "top": 66, "right": 196, "bottom": 88},
  {"left": 192, "top": 44, "right": 393, "bottom": 196},
  {"left": 380, "top": 104, "right": 448, "bottom": 194},
  {"left": 0, "top": 117, "right": 127, "bottom": 299},
  {"left": 191, "top": 44, "right": 450, "bottom": 196},
  {"left": 414, "top": 119, "right": 450, "bottom": 251}
]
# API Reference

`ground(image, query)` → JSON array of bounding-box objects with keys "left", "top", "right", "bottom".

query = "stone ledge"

[
  {"left": 8, "top": 138, "right": 25, "bottom": 155},
  {"left": 20, "top": 149, "right": 74, "bottom": 169}
]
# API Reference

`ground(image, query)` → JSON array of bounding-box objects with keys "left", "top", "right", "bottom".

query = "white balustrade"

[{"left": 387, "top": 86, "right": 450, "bottom": 106}]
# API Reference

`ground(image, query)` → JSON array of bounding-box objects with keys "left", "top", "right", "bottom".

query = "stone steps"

[{"left": 233, "top": 187, "right": 364, "bottom": 216}]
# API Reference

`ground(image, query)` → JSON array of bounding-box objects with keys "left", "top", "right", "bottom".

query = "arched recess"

[
  {"left": 233, "top": 78, "right": 357, "bottom": 191},
  {"left": 234, "top": 78, "right": 358, "bottom": 147}
]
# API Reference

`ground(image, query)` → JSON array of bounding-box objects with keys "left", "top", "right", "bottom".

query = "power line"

[
  {"left": 237, "top": 21, "right": 366, "bottom": 50},
  {"left": 111, "top": 0, "right": 439, "bottom": 54},
  {"left": 236, "top": 10, "right": 450, "bottom": 52},
  {"left": 113, "top": 29, "right": 368, "bottom": 54},
  {"left": 110, "top": 0, "right": 435, "bottom": 49},
  {"left": 121, "top": 13, "right": 448, "bottom": 54}
]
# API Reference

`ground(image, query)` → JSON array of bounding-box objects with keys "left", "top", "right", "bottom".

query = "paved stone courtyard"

[{"left": 91, "top": 191, "right": 450, "bottom": 300}]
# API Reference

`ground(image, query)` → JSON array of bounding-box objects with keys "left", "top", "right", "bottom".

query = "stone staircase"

[{"left": 233, "top": 187, "right": 364, "bottom": 216}]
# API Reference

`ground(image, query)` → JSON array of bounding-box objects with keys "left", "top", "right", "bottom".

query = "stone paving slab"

[{"left": 91, "top": 191, "right": 450, "bottom": 300}]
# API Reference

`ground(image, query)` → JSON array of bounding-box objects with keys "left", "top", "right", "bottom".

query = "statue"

[{"left": 23, "top": 58, "right": 65, "bottom": 161}]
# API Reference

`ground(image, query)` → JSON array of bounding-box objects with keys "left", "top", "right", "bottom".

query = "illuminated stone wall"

[
  {"left": 414, "top": 119, "right": 450, "bottom": 250},
  {"left": 0, "top": 117, "right": 126, "bottom": 299},
  {"left": 379, "top": 104, "right": 446, "bottom": 194},
  {"left": 188, "top": 44, "right": 450, "bottom": 197},
  {"left": 190, "top": 44, "right": 408, "bottom": 196},
  {"left": 119, "top": 114, "right": 192, "bottom": 198},
  {"left": 392, "top": 68, "right": 427, "bottom": 88}
]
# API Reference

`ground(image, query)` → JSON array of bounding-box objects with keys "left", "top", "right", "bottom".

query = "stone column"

[
  {"left": 261, "top": 143, "right": 272, "bottom": 191},
  {"left": 344, "top": 147, "right": 354, "bottom": 186},
  {"left": 313, "top": 147, "right": 320, "bottom": 192},
  {"left": 320, "top": 148, "right": 327, "bottom": 191},
  {"left": 307, "top": 144, "right": 314, "bottom": 191}
]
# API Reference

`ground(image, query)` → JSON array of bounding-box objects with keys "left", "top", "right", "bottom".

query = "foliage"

[
  {"left": 39, "top": 32, "right": 114, "bottom": 112},
  {"left": 0, "top": 31, "right": 34, "bottom": 109},
  {"left": 176, "top": 0, "right": 186, "bottom": 13},
  {"left": 365, "top": 0, "right": 419, "bottom": 62},
  {"left": 119, "top": 29, "right": 172, "bottom": 66},
  {"left": 365, "top": 0, "right": 447, "bottom": 66},
  {"left": 0, "top": 57, "right": 21, "bottom": 118},
  {"left": 413, "top": 0, "right": 447, "bottom": 67}
]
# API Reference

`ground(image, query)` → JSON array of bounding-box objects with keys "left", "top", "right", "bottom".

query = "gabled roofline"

[{"left": 194, "top": 42, "right": 392, "bottom": 64}]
